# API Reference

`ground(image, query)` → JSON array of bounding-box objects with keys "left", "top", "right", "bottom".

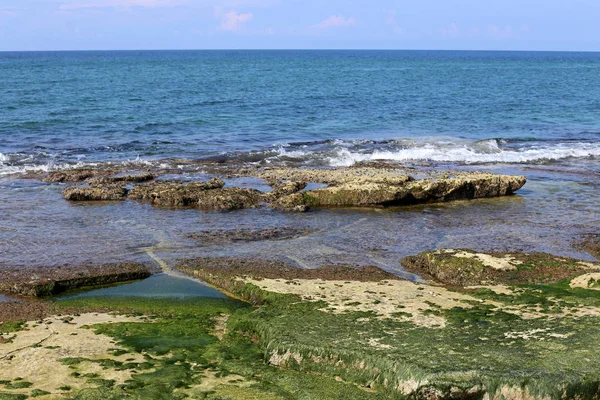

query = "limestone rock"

[
  {"left": 264, "top": 169, "right": 526, "bottom": 210},
  {"left": 87, "top": 172, "right": 155, "bottom": 185},
  {"left": 128, "top": 178, "right": 225, "bottom": 206},
  {"left": 128, "top": 178, "right": 260, "bottom": 210},
  {"left": 270, "top": 180, "right": 307, "bottom": 198},
  {"left": 62, "top": 184, "right": 128, "bottom": 201}
]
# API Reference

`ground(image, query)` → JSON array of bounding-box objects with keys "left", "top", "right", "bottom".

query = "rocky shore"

[
  {"left": 2, "top": 248, "right": 600, "bottom": 399},
  {"left": 44, "top": 165, "right": 526, "bottom": 212},
  {"left": 5, "top": 164, "right": 600, "bottom": 399}
]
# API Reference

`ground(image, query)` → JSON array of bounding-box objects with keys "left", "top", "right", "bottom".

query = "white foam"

[
  {"left": 325, "top": 142, "right": 600, "bottom": 166},
  {"left": 0, "top": 155, "right": 161, "bottom": 177}
]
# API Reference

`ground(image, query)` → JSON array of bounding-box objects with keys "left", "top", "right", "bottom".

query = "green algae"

[
  {"left": 29, "top": 270, "right": 600, "bottom": 400},
  {"left": 0, "top": 321, "right": 25, "bottom": 334},
  {"left": 402, "top": 250, "right": 600, "bottom": 286},
  {"left": 53, "top": 296, "right": 392, "bottom": 400}
]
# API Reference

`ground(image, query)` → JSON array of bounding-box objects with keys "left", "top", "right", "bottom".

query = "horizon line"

[{"left": 1, "top": 48, "right": 600, "bottom": 53}]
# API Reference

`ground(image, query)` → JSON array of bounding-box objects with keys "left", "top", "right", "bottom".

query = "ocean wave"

[
  {"left": 254, "top": 138, "right": 600, "bottom": 166},
  {"left": 2, "top": 137, "right": 600, "bottom": 176},
  {"left": 327, "top": 143, "right": 600, "bottom": 166},
  {"left": 0, "top": 154, "right": 159, "bottom": 177}
]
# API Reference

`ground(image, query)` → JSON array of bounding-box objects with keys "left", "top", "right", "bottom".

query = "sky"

[{"left": 0, "top": 0, "right": 599, "bottom": 51}]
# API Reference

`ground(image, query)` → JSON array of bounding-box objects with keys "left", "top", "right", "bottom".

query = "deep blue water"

[{"left": 1, "top": 50, "right": 600, "bottom": 173}]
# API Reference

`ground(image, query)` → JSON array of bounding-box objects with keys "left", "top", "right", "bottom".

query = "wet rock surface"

[
  {"left": 268, "top": 180, "right": 307, "bottom": 199},
  {"left": 0, "top": 263, "right": 152, "bottom": 297},
  {"left": 258, "top": 168, "right": 526, "bottom": 210},
  {"left": 87, "top": 172, "right": 155, "bottom": 185},
  {"left": 56, "top": 166, "right": 526, "bottom": 212},
  {"left": 0, "top": 302, "right": 53, "bottom": 325},
  {"left": 62, "top": 184, "right": 129, "bottom": 201},
  {"left": 177, "top": 257, "right": 400, "bottom": 282},
  {"left": 187, "top": 227, "right": 312, "bottom": 244},
  {"left": 127, "top": 177, "right": 264, "bottom": 210},
  {"left": 576, "top": 233, "right": 600, "bottom": 260},
  {"left": 402, "top": 249, "right": 600, "bottom": 286},
  {"left": 125, "top": 178, "right": 265, "bottom": 210}
]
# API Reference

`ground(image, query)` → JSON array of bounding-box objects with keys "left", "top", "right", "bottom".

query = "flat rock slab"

[
  {"left": 186, "top": 227, "right": 312, "bottom": 244},
  {"left": 0, "top": 263, "right": 151, "bottom": 297},
  {"left": 261, "top": 168, "right": 526, "bottom": 210},
  {"left": 62, "top": 184, "right": 129, "bottom": 201}
]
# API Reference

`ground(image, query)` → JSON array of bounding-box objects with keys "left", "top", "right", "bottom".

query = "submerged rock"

[
  {"left": 62, "top": 184, "right": 129, "bottom": 201},
  {"left": 575, "top": 233, "right": 600, "bottom": 260},
  {"left": 402, "top": 249, "right": 600, "bottom": 286},
  {"left": 187, "top": 227, "right": 311, "bottom": 244}
]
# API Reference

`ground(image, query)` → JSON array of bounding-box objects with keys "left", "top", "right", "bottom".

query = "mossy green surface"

[
  {"left": 53, "top": 296, "right": 392, "bottom": 400},
  {"left": 0, "top": 321, "right": 25, "bottom": 334},
  {"left": 218, "top": 281, "right": 600, "bottom": 399},
  {"left": 24, "top": 274, "right": 600, "bottom": 399}
]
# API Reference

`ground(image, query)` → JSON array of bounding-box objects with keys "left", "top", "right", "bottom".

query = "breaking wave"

[
  {"left": 2, "top": 137, "right": 600, "bottom": 176},
  {"left": 245, "top": 138, "right": 600, "bottom": 167}
]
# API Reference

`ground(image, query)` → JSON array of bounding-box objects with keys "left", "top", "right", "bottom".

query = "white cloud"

[
  {"left": 59, "top": 0, "right": 181, "bottom": 10},
  {"left": 441, "top": 22, "right": 460, "bottom": 38},
  {"left": 487, "top": 24, "right": 515, "bottom": 39},
  {"left": 315, "top": 15, "right": 357, "bottom": 29},
  {"left": 216, "top": 9, "right": 253, "bottom": 31},
  {"left": 386, "top": 9, "right": 403, "bottom": 35}
]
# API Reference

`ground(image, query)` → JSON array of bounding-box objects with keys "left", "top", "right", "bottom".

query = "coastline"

[{"left": 2, "top": 247, "right": 600, "bottom": 399}]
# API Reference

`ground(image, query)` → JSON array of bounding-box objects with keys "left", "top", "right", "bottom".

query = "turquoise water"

[
  {"left": 0, "top": 51, "right": 598, "bottom": 276},
  {"left": 1, "top": 50, "right": 600, "bottom": 173},
  {"left": 57, "top": 274, "right": 226, "bottom": 300}
]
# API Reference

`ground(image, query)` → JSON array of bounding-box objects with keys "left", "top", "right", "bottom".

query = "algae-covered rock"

[
  {"left": 43, "top": 169, "right": 115, "bottom": 183},
  {"left": 87, "top": 172, "right": 155, "bottom": 185},
  {"left": 576, "top": 233, "right": 600, "bottom": 260},
  {"left": 128, "top": 178, "right": 261, "bottom": 210},
  {"left": 187, "top": 227, "right": 311, "bottom": 243},
  {"left": 271, "top": 192, "right": 309, "bottom": 212},
  {"left": 195, "top": 187, "right": 263, "bottom": 211},
  {"left": 270, "top": 180, "right": 307, "bottom": 198},
  {"left": 127, "top": 178, "right": 225, "bottom": 206},
  {"left": 62, "top": 184, "right": 129, "bottom": 201},
  {"left": 402, "top": 249, "right": 600, "bottom": 286},
  {"left": 255, "top": 167, "right": 525, "bottom": 210}
]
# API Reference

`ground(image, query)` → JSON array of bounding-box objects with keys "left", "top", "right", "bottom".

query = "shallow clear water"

[
  {"left": 0, "top": 162, "right": 597, "bottom": 279},
  {"left": 0, "top": 50, "right": 598, "bottom": 280},
  {"left": 57, "top": 274, "right": 226, "bottom": 300}
]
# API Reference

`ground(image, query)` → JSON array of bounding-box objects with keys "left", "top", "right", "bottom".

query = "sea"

[{"left": 0, "top": 50, "right": 599, "bottom": 279}]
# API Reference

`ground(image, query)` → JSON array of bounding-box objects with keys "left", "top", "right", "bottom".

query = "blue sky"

[{"left": 0, "top": 0, "right": 599, "bottom": 51}]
